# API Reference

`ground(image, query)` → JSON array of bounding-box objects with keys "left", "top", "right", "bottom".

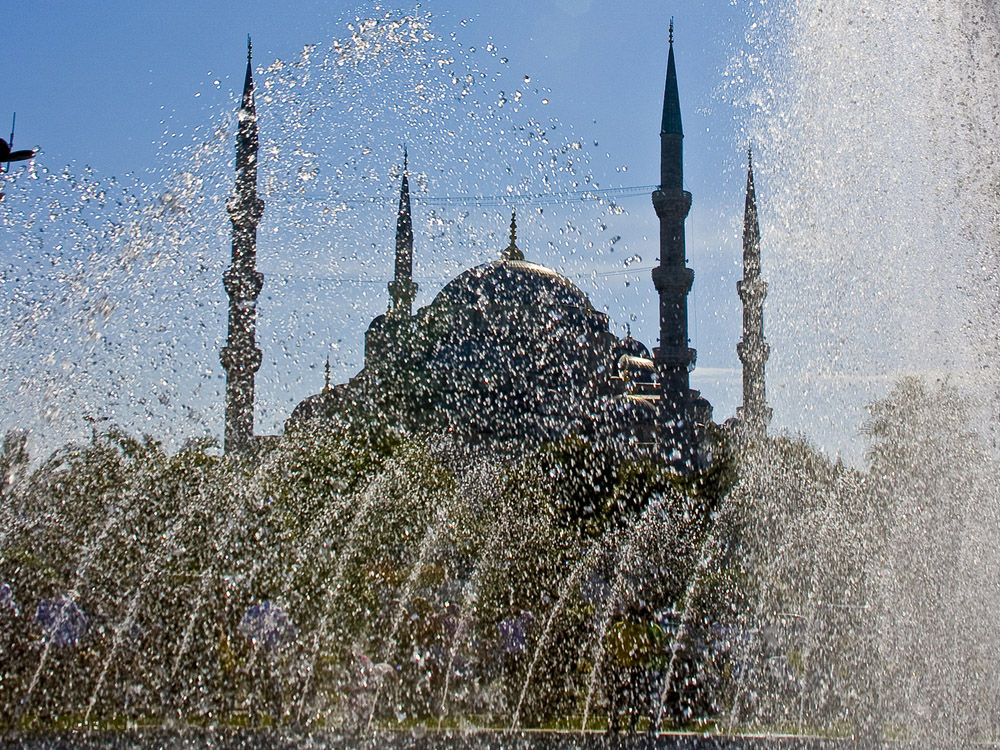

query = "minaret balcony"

[
  {"left": 651, "top": 265, "right": 694, "bottom": 294},
  {"left": 654, "top": 346, "right": 697, "bottom": 371},
  {"left": 651, "top": 189, "right": 692, "bottom": 220},
  {"left": 737, "top": 340, "right": 770, "bottom": 364},
  {"left": 737, "top": 277, "right": 767, "bottom": 304},
  {"left": 220, "top": 344, "right": 262, "bottom": 374},
  {"left": 227, "top": 195, "right": 265, "bottom": 225},
  {"left": 224, "top": 268, "right": 265, "bottom": 299}
]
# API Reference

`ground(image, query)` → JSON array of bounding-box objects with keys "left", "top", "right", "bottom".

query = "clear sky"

[
  {"left": 1, "top": 2, "right": 746, "bottom": 182},
  {"left": 8, "top": 0, "right": 974, "bottom": 464}
]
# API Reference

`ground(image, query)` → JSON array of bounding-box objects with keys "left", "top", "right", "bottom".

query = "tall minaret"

[
  {"left": 651, "top": 21, "right": 697, "bottom": 435},
  {"left": 388, "top": 152, "right": 417, "bottom": 316},
  {"left": 736, "top": 146, "right": 771, "bottom": 441},
  {"left": 220, "top": 37, "right": 265, "bottom": 455}
]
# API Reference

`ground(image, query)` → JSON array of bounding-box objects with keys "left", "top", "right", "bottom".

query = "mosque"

[{"left": 219, "top": 29, "right": 771, "bottom": 468}]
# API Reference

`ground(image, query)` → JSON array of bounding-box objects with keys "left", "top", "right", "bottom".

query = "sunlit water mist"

[
  {"left": 719, "top": 0, "right": 1000, "bottom": 741},
  {"left": 0, "top": 10, "right": 644, "bottom": 456},
  {"left": 2, "top": 1, "right": 1000, "bottom": 744},
  {"left": 733, "top": 0, "right": 1000, "bottom": 458}
]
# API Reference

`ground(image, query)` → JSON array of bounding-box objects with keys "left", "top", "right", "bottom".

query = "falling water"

[
  {"left": 0, "top": 1, "right": 999, "bottom": 745},
  {"left": 366, "top": 511, "right": 453, "bottom": 730},
  {"left": 508, "top": 537, "right": 602, "bottom": 732},
  {"left": 435, "top": 461, "right": 508, "bottom": 727},
  {"left": 293, "top": 468, "right": 394, "bottom": 724},
  {"left": 719, "top": 0, "right": 1000, "bottom": 742}
]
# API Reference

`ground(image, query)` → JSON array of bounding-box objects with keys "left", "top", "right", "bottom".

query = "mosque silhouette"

[{"left": 220, "top": 29, "right": 770, "bottom": 468}]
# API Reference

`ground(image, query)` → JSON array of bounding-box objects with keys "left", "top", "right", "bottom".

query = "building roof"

[{"left": 431, "top": 257, "right": 597, "bottom": 319}]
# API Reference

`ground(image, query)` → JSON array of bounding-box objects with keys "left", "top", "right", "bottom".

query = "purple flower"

[
  {"left": 498, "top": 610, "right": 534, "bottom": 655},
  {"left": 239, "top": 600, "right": 296, "bottom": 649},
  {"left": 35, "top": 596, "right": 86, "bottom": 647},
  {"left": 0, "top": 583, "right": 18, "bottom": 616}
]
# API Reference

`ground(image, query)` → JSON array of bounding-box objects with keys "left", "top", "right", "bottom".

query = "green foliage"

[
  {"left": 532, "top": 433, "right": 730, "bottom": 541},
  {"left": 0, "top": 421, "right": 733, "bottom": 732},
  {"left": 536, "top": 435, "right": 660, "bottom": 538}
]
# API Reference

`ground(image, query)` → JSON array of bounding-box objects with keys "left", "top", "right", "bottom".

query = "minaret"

[
  {"left": 220, "top": 37, "right": 265, "bottom": 455},
  {"left": 650, "top": 21, "right": 697, "bottom": 437},
  {"left": 388, "top": 152, "right": 417, "bottom": 315},
  {"left": 736, "top": 146, "right": 771, "bottom": 441}
]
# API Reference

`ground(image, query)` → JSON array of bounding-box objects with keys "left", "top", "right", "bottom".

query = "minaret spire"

[
  {"left": 388, "top": 151, "right": 417, "bottom": 315},
  {"left": 242, "top": 36, "right": 255, "bottom": 110},
  {"left": 221, "top": 37, "right": 265, "bottom": 455},
  {"left": 737, "top": 144, "right": 771, "bottom": 441},
  {"left": 650, "top": 22, "right": 703, "bottom": 462},
  {"left": 660, "top": 22, "right": 683, "bottom": 156}
]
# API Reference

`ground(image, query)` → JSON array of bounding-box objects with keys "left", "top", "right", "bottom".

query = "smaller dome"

[
  {"left": 621, "top": 334, "right": 651, "bottom": 359},
  {"left": 286, "top": 382, "right": 356, "bottom": 433},
  {"left": 617, "top": 353, "right": 658, "bottom": 398}
]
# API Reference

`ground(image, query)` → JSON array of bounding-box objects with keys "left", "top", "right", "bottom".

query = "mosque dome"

[
  {"left": 286, "top": 216, "right": 651, "bottom": 449},
  {"left": 417, "top": 209, "right": 607, "bottom": 342},
  {"left": 416, "top": 256, "right": 617, "bottom": 373},
  {"left": 398, "top": 255, "right": 621, "bottom": 444},
  {"left": 431, "top": 258, "right": 595, "bottom": 317}
]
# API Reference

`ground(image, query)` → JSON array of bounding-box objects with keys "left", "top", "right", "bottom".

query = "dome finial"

[
  {"left": 502, "top": 209, "right": 524, "bottom": 261},
  {"left": 669, "top": 17, "right": 674, "bottom": 45},
  {"left": 324, "top": 355, "right": 331, "bottom": 392}
]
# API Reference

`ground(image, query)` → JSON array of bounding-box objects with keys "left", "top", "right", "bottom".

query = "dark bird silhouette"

[{"left": 0, "top": 138, "right": 34, "bottom": 163}]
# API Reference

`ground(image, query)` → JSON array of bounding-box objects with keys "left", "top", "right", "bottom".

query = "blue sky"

[
  {"left": 2, "top": 2, "right": 747, "bottom": 183},
  {"left": 5, "top": 1, "right": 893, "bottom": 459}
]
